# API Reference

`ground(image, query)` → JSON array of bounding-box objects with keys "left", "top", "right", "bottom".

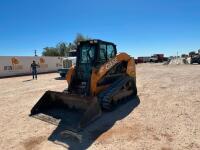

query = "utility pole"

[{"left": 34, "top": 50, "right": 37, "bottom": 56}]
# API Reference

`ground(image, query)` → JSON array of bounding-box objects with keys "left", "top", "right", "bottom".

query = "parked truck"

[
  {"left": 150, "top": 54, "right": 164, "bottom": 63},
  {"left": 58, "top": 50, "right": 77, "bottom": 77},
  {"left": 190, "top": 53, "right": 200, "bottom": 64},
  {"left": 58, "top": 57, "right": 76, "bottom": 77},
  {"left": 137, "top": 57, "right": 150, "bottom": 63}
]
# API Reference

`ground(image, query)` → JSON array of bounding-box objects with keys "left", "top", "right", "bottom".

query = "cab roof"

[{"left": 79, "top": 39, "right": 116, "bottom": 46}]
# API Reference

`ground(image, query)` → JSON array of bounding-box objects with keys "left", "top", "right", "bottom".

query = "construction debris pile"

[
  {"left": 167, "top": 58, "right": 189, "bottom": 65},
  {"left": 165, "top": 50, "right": 200, "bottom": 65}
]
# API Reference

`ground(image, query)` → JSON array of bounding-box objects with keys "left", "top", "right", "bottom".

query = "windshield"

[
  {"left": 63, "top": 59, "right": 72, "bottom": 68},
  {"left": 79, "top": 43, "right": 95, "bottom": 63}
]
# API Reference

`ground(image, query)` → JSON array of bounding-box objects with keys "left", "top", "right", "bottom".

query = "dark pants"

[{"left": 32, "top": 69, "right": 37, "bottom": 79}]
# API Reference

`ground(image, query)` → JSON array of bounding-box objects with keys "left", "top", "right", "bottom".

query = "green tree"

[
  {"left": 56, "top": 42, "right": 70, "bottom": 56},
  {"left": 42, "top": 47, "right": 60, "bottom": 56},
  {"left": 42, "top": 33, "right": 90, "bottom": 56},
  {"left": 74, "top": 33, "right": 85, "bottom": 45},
  {"left": 42, "top": 43, "right": 69, "bottom": 56},
  {"left": 73, "top": 33, "right": 90, "bottom": 47}
]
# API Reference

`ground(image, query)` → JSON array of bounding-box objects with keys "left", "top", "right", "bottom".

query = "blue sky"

[{"left": 0, "top": 0, "right": 200, "bottom": 57}]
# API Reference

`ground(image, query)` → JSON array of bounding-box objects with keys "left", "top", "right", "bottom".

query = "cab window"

[
  {"left": 99, "top": 44, "right": 107, "bottom": 61},
  {"left": 80, "top": 43, "right": 95, "bottom": 63},
  {"left": 107, "top": 44, "right": 115, "bottom": 60}
]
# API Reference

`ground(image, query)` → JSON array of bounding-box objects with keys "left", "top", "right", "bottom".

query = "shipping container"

[{"left": 0, "top": 56, "right": 63, "bottom": 77}]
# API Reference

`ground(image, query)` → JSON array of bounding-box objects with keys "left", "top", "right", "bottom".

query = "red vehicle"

[
  {"left": 137, "top": 57, "right": 144, "bottom": 63},
  {"left": 150, "top": 54, "right": 164, "bottom": 63},
  {"left": 134, "top": 58, "right": 138, "bottom": 64},
  {"left": 137, "top": 57, "right": 150, "bottom": 63}
]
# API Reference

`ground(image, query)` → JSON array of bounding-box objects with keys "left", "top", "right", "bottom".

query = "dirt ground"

[{"left": 0, "top": 63, "right": 200, "bottom": 150}]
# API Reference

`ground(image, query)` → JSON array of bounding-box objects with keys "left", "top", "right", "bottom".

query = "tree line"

[{"left": 42, "top": 33, "right": 89, "bottom": 56}]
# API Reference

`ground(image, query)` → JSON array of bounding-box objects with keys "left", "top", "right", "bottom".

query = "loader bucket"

[{"left": 30, "top": 91, "right": 102, "bottom": 132}]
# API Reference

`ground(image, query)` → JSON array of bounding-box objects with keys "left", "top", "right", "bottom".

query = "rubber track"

[{"left": 98, "top": 76, "right": 132, "bottom": 110}]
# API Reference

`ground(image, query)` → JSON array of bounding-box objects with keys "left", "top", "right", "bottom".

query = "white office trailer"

[{"left": 0, "top": 56, "right": 63, "bottom": 77}]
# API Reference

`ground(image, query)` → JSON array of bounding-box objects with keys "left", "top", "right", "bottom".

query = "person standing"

[{"left": 30, "top": 60, "right": 39, "bottom": 79}]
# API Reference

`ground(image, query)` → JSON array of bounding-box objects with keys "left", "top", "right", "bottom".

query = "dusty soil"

[{"left": 0, "top": 64, "right": 200, "bottom": 150}]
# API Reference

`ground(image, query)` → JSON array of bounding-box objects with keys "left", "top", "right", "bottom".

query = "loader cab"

[
  {"left": 77, "top": 40, "right": 117, "bottom": 66},
  {"left": 96, "top": 40, "right": 117, "bottom": 66},
  {"left": 73, "top": 40, "right": 117, "bottom": 94},
  {"left": 76, "top": 40, "right": 117, "bottom": 81}
]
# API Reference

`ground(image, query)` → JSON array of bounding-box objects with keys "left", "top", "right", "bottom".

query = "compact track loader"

[{"left": 30, "top": 39, "right": 137, "bottom": 132}]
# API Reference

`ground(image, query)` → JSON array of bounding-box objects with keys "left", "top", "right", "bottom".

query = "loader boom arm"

[
  {"left": 66, "top": 52, "right": 136, "bottom": 96},
  {"left": 90, "top": 53, "right": 136, "bottom": 95},
  {"left": 96, "top": 53, "right": 136, "bottom": 80}
]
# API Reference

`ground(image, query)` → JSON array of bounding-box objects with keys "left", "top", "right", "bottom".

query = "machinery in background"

[
  {"left": 137, "top": 57, "right": 150, "bottom": 63},
  {"left": 150, "top": 54, "right": 164, "bottom": 63},
  {"left": 190, "top": 51, "right": 200, "bottom": 64}
]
